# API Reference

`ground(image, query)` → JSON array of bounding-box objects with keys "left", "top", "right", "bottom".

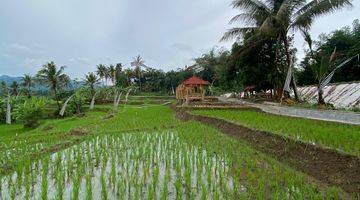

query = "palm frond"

[
  {"left": 220, "top": 27, "right": 258, "bottom": 41},
  {"left": 229, "top": 13, "right": 256, "bottom": 25},
  {"left": 230, "top": 32, "right": 268, "bottom": 60},
  {"left": 292, "top": 0, "right": 352, "bottom": 30},
  {"left": 301, "top": 29, "right": 313, "bottom": 51},
  {"left": 232, "top": 0, "right": 271, "bottom": 16}
]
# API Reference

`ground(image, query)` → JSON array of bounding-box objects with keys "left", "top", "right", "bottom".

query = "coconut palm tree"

[
  {"left": 36, "top": 61, "right": 70, "bottom": 110},
  {"left": 96, "top": 64, "right": 107, "bottom": 86},
  {"left": 84, "top": 72, "right": 99, "bottom": 96},
  {"left": 222, "top": 0, "right": 353, "bottom": 100},
  {"left": 115, "top": 63, "right": 123, "bottom": 86},
  {"left": 22, "top": 74, "right": 33, "bottom": 98},
  {"left": 84, "top": 72, "right": 100, "bottom": 110},
  {"left": 10, "top": 81, "right": 19, "bottom": 96},
  {"left": 108, "top": 64, "right": 116, "bottom": 85},
  {"left": 131, "top": 55, "right": 145, "bottom": 91}
]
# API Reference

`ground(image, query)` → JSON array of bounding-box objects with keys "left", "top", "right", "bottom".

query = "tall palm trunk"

[
  {"left": 6, "top": 96, "right": 11, "bottom": 125},
  {"left": 282, "top": 35, "right": 299, "bottom": 101},
  {"left": 318, "top": 87, "right": 325, "bottom": 105},
  {"left": 137, "top": 67, "right": 142, "bottom": 92},
  {"left": 53, "top": 85, "right": 61, "bottom": 111},
  {"left": 27, "top": 85, "right": 31, "bottom": 98}
]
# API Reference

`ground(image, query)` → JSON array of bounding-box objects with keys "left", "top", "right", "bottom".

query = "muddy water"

[{"left": 0, "top": 132, "right": 244, "bottom": 199}]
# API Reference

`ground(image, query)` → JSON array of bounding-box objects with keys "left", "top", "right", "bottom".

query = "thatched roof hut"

[{"left": 176, "top": 76, "right": 209, "bottom": 102}]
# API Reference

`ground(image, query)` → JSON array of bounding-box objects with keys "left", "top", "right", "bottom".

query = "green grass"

[
  {"left": 0, "top": 124, "right": 29, "bottom": 137},
  {"left": 0, "top": 104, "right": 355, "bottom": 198},
  {"left": 192, "top": 109, "right": 360, "bottom": 156},
  {"left": 0, "top": 104, "right": 180, "bottom": 175}
]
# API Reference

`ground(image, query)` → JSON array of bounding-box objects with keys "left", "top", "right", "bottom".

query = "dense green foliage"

[
  {"left": 0, "top": 1, "right": 357, "bottom": 196},
  {"left": 36, "top": 62, "right": 71, "bottom": 110},
  {"left": 298, "top": 19, "right": 360, "bottom": 86},
  {"left": 192, "top": 109, "right": 360, "bottom": 156},
  {"left": 15, "top": 97, "right": 46, "bottom": 128}
]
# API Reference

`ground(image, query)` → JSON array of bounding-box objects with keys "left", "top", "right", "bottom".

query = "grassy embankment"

[
  {"left": 192, "top": 109, "right": 360, "bottom": 157},
  {"left": 0, "top": 104, "right": 352, "bottom": 198}
]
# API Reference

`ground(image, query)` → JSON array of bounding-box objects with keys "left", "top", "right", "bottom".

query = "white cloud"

[
  {"left": 9, "top": 43, "right": 31, "bottom": 53},
  {"left": 0, "top": 0, "right": 359, "bottom": 77},
  {"left": 0, "top": 42, "right": 46, "bottom": 58},
  {"left": 171, "top": 43, "right": 194, "bottom": 54}
]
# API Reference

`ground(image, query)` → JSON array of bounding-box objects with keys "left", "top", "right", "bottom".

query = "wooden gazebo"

[{"left": 176, "top": 76, "right": 209, "bottom": 102}]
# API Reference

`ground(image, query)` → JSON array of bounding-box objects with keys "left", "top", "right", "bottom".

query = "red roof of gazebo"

[{"left": 182, "top": 76, "right": 209, "bottom": 86}]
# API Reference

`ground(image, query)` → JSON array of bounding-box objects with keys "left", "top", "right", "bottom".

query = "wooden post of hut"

[{"left": 176, "top": 76, "right": 209, "bottom": 104}]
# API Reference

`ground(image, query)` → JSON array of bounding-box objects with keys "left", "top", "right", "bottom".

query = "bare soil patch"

[
  {"left": 68, "top": 128, "right": 90, "bottom": 136},
  {"left": 41, "top": 125, "right": 54, "bottom": 131},
  {"left": 173, "top": 106, "right": 360, "bottom": 195}
]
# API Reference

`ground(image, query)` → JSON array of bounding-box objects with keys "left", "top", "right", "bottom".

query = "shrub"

[
  {"left": 66, "top": 92, "right": 86, "bottom": 116},
  {"left": 0, "top": 96, "right": 27, "bottom": 123},
  {"left": 0, "top": 98, "right": 5, "bottom": 123},
  {"left": 15, "top": 97, "right": 46, "bottom": 128}
]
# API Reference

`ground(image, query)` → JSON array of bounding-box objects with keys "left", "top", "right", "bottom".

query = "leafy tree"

[
  {"left": 0, "top": 82, "right": 9, "bottom": 123},
  {"left": 131, "top": 55, "right": 145, "bottom": 91},
  {"left": 0, "top": 98, "right": 5, "bottom": 123},
  {"left": 36, "top": 61, "right": 70, "bottom": 111},
  {"left": 84, "top": 72, "right": 99, "bottom": 97},
  {"left": 298, "top": 54, "right": 317, "bottom": 85},
  {"left": 108, "top": 65, "right": 116, "bottom": 85},
  {"left": 222, "top": 0, "right": 352, "bottom": 100},
  {"left": 15, "top": 97, "right": 46, "bottom": 128},
  {"left": 22, "top": 74, "right": 33, "bottom": 98},
  {"left": 115, "top": 63, "right": 122, "bottom": 82},
  {"left": 142, "top": 69, "right": 166, "bottom": 92},
  {"left": 10, "top": 81, "right": 19, "bottom": 96},
  {"left": 96, "top": 64, "right": 107, "bottom": 86},
  {"left": 298, "top": 19, "right": 360, "bottom": 85},
  {"left": 69, "top": 91, "right": 86, "bottom": 115},
  {"left": 194, "top": 49, "right": 218, "bottom": 84},
  {"left": 0, "top": 81, "right": 8, "bottom": 97}
]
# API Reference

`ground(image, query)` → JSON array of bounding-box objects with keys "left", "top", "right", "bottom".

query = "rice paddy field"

[
  {"left": 192, "top": 109, "right": 360, "bottom": 157},
  {"left": 0, "top": 103, "right": 357, "bottom": 199}
]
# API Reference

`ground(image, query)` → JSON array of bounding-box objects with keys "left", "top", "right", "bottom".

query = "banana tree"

[
  {"left": 84, "top": 72, "right": 99, "bottom": 110},
  {"left": 59, "top": 94, "right": 75, "bottom": 116},
  {"left": 312, "top": 47, "right": 359, "bottom": 105}
]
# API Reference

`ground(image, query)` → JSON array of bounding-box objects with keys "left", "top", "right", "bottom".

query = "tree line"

[
  {"left": 297, "top": 19, "right": 360, "bottom": 86},
  {"left": 1, "top": 0, "right": 358, "bottom": 126}
]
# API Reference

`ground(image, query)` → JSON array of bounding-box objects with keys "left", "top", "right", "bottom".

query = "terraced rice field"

[
  {"left": 1, "top": 132, "right": 241, "bottom": 199},
  {"left": 192, "top": 109, "right": 360, "bottom": 156},
  {"left": 0, "top": 104, "right": 356, "bottom": 199}
]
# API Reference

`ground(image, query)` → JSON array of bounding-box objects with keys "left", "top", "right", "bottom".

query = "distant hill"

[
  {"left": 0, "top": 75, "right": 82, "bottom": 94},
  {"left": 0, "top": 75, "right": 22, "bottom": 85}
]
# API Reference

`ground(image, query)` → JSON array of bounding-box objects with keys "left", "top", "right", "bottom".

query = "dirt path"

[
  {"left": 219, "top": 97, "right": 360, "bottom": 125},
  {"left": 174, "top": 107, "right": 360, "bottom": 195}
]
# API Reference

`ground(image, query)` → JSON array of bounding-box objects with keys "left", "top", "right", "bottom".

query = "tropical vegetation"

[{"left": 0, "top": 1, "right": 358, "bottom": 199}]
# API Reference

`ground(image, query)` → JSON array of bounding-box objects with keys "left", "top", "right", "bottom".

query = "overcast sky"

[{"left": 0, "top": 0, "right": 359, "bottom": 78}]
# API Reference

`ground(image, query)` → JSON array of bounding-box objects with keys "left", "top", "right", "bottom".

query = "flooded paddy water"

[{"left": 0, "top": 132, "right": 242, "bottom": 199}]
